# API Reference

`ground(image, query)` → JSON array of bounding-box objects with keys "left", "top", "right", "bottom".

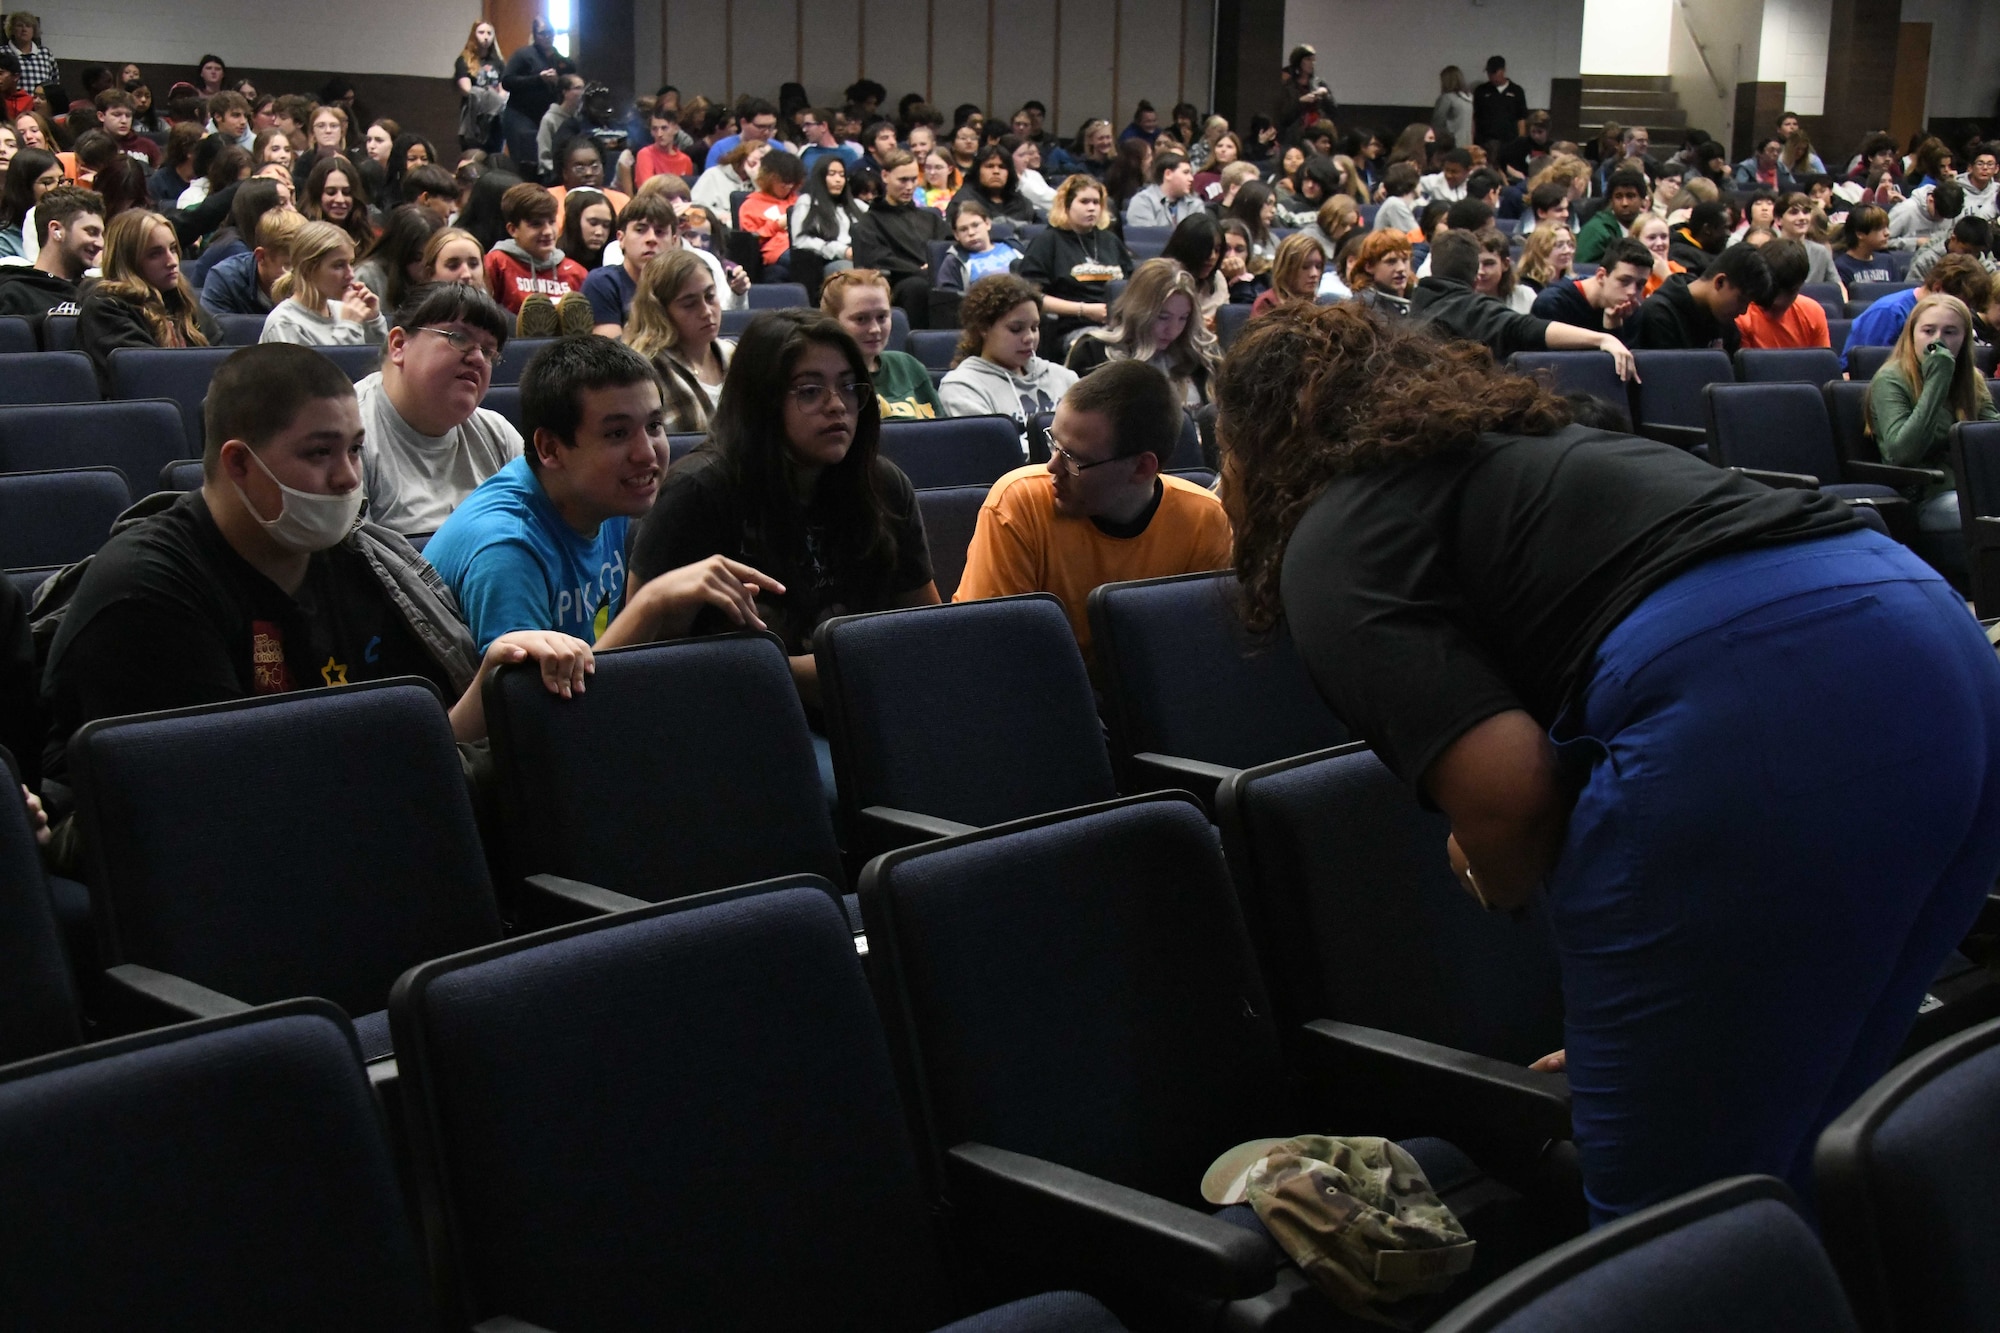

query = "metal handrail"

[{"left": 1676, "top": 0, "right": 1729, "bottom": 99}]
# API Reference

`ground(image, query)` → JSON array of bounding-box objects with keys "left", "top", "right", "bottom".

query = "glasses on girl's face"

[{"left": 787, "top": 380, "right": 865, "bottom": 413}]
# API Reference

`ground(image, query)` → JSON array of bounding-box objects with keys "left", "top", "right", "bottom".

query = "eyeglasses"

[
  {"left": 787, "top": 380, "right": 866, "bottom": 413},
  {"left": 416, "top": 326, "right": 498, "bottom": 364},
  {"left": 1047, "top": 440, "right": 1132, "bottom": 477}
]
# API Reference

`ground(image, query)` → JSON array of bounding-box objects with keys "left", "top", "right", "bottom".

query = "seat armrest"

[
  {"left": 945, "top": 1141, "right": 1277, "bottom": 1302},
  {"left": 1841, "top": 459, "right": 1947, "bottom": 490},
  {"left": 1729, "top": 467, "right": 1821, "bottom": 490},
  {"left": 473, "top": 1319, "right": 560, "bottom": 1333},
  {"left": 515, "top": 873, "right": 650, "bottom": 931},
  {"left": 1636, "top": 423, "right": 1707, "bottom": 451},
  {"left": 1297, "top": 1020, "right": 1572, "bottom": 1173},
  {"left": 857, "top": 805, "right": 979, "bottom": 848},
  {"left": 103, "top": 963, "right": 251, "bottom": 1033},
  {"left": 1126, "top": 753, "right": 1237, "bottom": 811}
]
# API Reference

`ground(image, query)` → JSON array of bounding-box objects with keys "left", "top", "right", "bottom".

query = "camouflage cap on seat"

[{"left": 1202, "top": 1135, "right": 1475, "bottom": 1327}]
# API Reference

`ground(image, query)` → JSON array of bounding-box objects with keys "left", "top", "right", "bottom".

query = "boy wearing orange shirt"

[
  {"left": 740, "top": 151, "right": 805, "bottom": 282},
  {"left": 1735, "top": 239, "right": 1830, "bottom": 349}
]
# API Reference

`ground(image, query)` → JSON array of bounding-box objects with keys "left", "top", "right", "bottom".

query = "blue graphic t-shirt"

[{"left": 423, "top": 456, "right": 628, "bottom": 652}]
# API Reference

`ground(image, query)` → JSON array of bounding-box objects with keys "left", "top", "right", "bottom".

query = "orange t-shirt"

[
  {"left": 1735, "top": 293, "right": 1831, "bottom": 349},
  {"left": 1642, "top": 260, "right": 1686, "bottom": 297},
  {"left": 953, "top": 465, "right": 1234, "bottom": 672},
  {"left": 739, "top": 189, "right": 795, "bottom": 265}
]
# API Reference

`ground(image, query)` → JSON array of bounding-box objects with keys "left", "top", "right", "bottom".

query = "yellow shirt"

[{"left": 953, "top": 465, "right": 1234, "bottom": 670}]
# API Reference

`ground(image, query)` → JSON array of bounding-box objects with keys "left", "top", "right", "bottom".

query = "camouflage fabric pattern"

[{"left": 1240, "top": 1136, "right": 1475, "bottom": 1327}]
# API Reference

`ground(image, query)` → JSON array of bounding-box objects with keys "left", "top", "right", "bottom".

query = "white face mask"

[{"left": 229, "top": 445, "right": 364, "bottom": 553}]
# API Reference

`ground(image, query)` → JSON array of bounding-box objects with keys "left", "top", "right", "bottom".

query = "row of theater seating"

[{"left": 2, "top": 590, "right": 1993, "bottom": 1328}]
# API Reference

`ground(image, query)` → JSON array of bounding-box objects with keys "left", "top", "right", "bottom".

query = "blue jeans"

[{"left": 1549, "top": 527, "right": 2000, "bottom": 1224}]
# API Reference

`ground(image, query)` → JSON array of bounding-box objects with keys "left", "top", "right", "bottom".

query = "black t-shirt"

[
  {"left": 42, "top": 492, "right": 454, "bottom": 779},
  {"left": 1280, "top": 427, "right": 1857, "bottom": 790},
  {"left": 1529, "top": 277, "right": 1635, "bottom": 345},
  {"left": 628, "top": 449, "right": 935, "bottom": 655},
  {"left": 1632, "top": 272, "right": 1739, "bottom": 353}
]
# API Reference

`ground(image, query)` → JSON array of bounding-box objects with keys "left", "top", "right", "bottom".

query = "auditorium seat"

[
  {"left": 745, "top": 281, "right": 809, "bottom": 308},
  {"left": 879, "top": 415, "right": 1024, "bottom": 488},
  {"left": 1087, "top": 571, "right": 1347, "bottom": 807},
  {"left": 1951, "top": 422, "right": 2000, "bottom": 618},
  {"left": 0, "top": 467, "right": 131, "bottom": 569},
  {"left": 1824, "top": 379, "right": 1873, "bottom": 469},
  {"left": 1736, "top": 347, "right": 1845, "bottom": 385},
  {"left": 41, "top": 313, "right": 76, "bottom": 350},
  {"left": 0, "top": 1002, "right": 437, "bottom": 1329},
  {"left": 861, "top": 793, "right": 1575, "bottom": 1328},
  {"left": 1630, "top": 349, "right": 1732, "bottom": 450},
  {"left": 1801, "top": 282, "right": 1845, "bottom": 311},
  {"left": 106, "top": 346, "right": 237, "bottom": 444},
  {"left": 1509, "top": 351, "right": 1631, "bottom": 416},
  {"left": 482, "top": 635, "right": 848, "bottom": 927},
  {"left": 1216, "top": 302, "right": 1252, "bottom": 350},
  {"left": 668, "top": 431, "right": 704, "bottom": 462},
  {"left": 0, "top": 400, "right": 193, "bottom": 502},
  {"left": 0, "top": 757, "right": 80, "bottom": 1066},
  {"left": 213, "top": 313, "right": 267, "bottom": 346},
  {"left": 315, "top": 344, "right": 382, "bottom": 381},
  {"left": 1846, "top": 345, "right": 1893, "bottom": 381},
  {"left": 491, "top": 336, "right": 553, "bottom": 386},
  {"left": 907, "top": 328, "right": 960, "bottom": 371},
  {"left": 1825, "top": 317, "right": 1851, "bottom": 352},
  {"left": 479, "top": 383, "right": 521, "bottom": 431},
  {"left": 1704, "top": 384, "right": 1912, "bottom": 537},
  {"left": 159, "top": 459, "right": 204, "bottom": 492},
  {"left": 1217, "top": 744, "right": 1566, "bottom": 1070},
  {"left": 390, "top": 882, "right": 1129, "bottom": 1332},
  {"left": 915, "top": 484, "right": 989, "bottom": 599},
  {"left": 1428, "top": 1176, "right": 1857, "bottom": 1333},
  {"left": 815, "top": 595, "right": 1116, "bottom": 855},
  {"left": 1850, "top": 281, "right": 1917, "bottom": 308},
  {"left": 0, "top": 351, "right": 98, "bottom": 405},
  {"left": 1122, "top": 226, "right": 1174, "bottom": 249},
  {"left": 1815, "top": 1014, "right": 2000, "bottom": 1333},
  {"left": 0, "top": 316, "right": 34, "bottom": 353},
  {"left": 889, "top": 303, "right": 911, "bottom": 352}
]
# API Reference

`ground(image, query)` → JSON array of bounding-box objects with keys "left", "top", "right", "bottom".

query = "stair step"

[
  {"left": 1580, "top": 105, "right": 1689, "bottom": 128},
  {"left": 1581, "top": 89, "right": 1683, "bottom": 111},
  {"left": 1580, "top": 74, "right": 1674, "bottom": 92}
]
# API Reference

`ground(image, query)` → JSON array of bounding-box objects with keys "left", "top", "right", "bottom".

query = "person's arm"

[
  {"left": 850, "top": 213, "right": 895, "bottom": 274},
  {"left": 58, "top": 596, "right": 248, "bottom": 728},
  {"left": 447, "top": 630, "right": 593, "bottom": 741},
  {"left": 1541, "top": 319, "right": 1639, "bottom": 379},
  {"left": 500, "top": 50, "right": 540, "bottom": 98},
  {"left": 592, "top": 554, "right": 783, "bottom": 649},
  {"left": 953, "top": 498, "right": 1044, "bottom": 603},
  {"left": 1870, "top": 355, "right": 1960, "bottom": 467},
  {"left": 1427, "top": 710, "right": 1571, "bottom": 911}
]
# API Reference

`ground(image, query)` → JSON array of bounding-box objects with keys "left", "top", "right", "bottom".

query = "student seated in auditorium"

[
  {"left": 1908, "top": 214, "right": 1997, "bottom": 284},
  {"left": 629, "top": 310, "right": 938, "bottom": 709},
  {"left": 1574, "top": 168, "right": 1650, "bottom": 264},
  {"left": 852, "top": 148, "right": 951, "bottom": 326},
  {"left": 1530, "top": 235, "right": 1650, "bottom": 340},
  {"left": 1734, "top": 238, "right": 1831, "bottom": 350},
  {"left": 1844, "top": 256, "right": 1995, "bottom": 363},
  {"left": 622, "top": 247, "right": 737, "bottom": 433},
  {"left": 200, "top": 205, "right": 302, "bottom": 318},
  {"left": 1123, "top": 150, "right": 1202, "bottom": 230},
  {"left": 1418, "top": 147, "right": 1473, "bottom": 205},
  {"left": 1371, "top": 162, "right": 1421, "bottom": 235},
  {"left": 790, "top": 154, "right": 868, "bottom": 278},
  {"left": 939, "top": 274, "right": 1080, "bottom": 455},
  {"left": 1888, "top": 180, "right": 1962, "bottom": 253},
  {"left": 483, "top": 181, "right": 591, "bottom": 335},
  {"left": 933, "top": 198, "right": 1023, "bottom": 305},
  {"left": 358, "top": 284, "right": 523, "bottom": 536},
  {"left": 258, "top": 220, "right": 387, "bottom": 347},
  {"left": 76, "top": 209, "right": 222, "bottom": 390},
  {"left": 583, "top": 194, "right": 681, "bottom": 333},
  {"left": 1411, "top": 229, "right": 1636, "bottom": 374},
  {"left": 1629, "top": 241, "right": 1771, "bottom": 353},
  {"left": 1348, "top": 230, "right": 1415, "bottom": 317},
  {"left": 425, "top": 336, "right": 781, "bottom": 652},
  {"left": 0, "top": 184, "right": 100, "bottom": 328},
  {"left": 1669, "top": 200, "right": 1732, "bottom": 276},
  {"left": 1835, "top": 205, "right": 1897, "bottom": 286},
  {"left": 633, "top": 105, "right": 694, "bottom": 185},
  {"left": 821, "top": 267, "right": 943, "bottom": 420},
  {"left": 38, "top": 344, "right": 596, "bottom": 853},
  {"left": 404, "top": 163, "right": 462, "bottom": 223},
  {"left": 1066, "top": 258, "right": 1217, "bottom": 412},
  {"left": 1248, "top": 232, "right": 1326, "bottom": 319},
  {"left": 954, "top": 359, "right": 1232, "bottom": 673},
  {"left": 738, "top": 147, "right": 804, "bottom": 281},
  {"left": 1019, "top": 173, "right": 1133, "bottom": 347},
  {"left": 94, "top": 88, "right": 160, "bottom": 167}
]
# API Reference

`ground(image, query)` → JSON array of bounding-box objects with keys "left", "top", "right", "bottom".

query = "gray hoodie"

[{"left": 937, "top": 354, "right": 1080, "bottom": 458}]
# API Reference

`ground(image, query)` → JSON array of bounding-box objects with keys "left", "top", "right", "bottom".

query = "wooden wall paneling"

[
  {"left": 991, "top": 0, "right": 1059, "bottom": 125},
  {"left": 1056, "top": 0, "right": 1116, "bottom": 135},
  {"left": 665, "top": 0, "right": 730, "bottom": 105},
  {"left": 1888, "top": 22, "right": 1932, "bottom": 147},
  {"left": 485, "top": 0, "right": 539, "bottom": 63},
  {"left": 930, "top": 0, "right": 990, "bottom": 112},
  {"left": 730, "top": 0, "right": 798, "bottom": 105},
  {"left": 798, "top": 0, "right": 863, "bottom": 106}
]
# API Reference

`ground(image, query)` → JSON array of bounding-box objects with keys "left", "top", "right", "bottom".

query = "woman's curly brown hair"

[
  {"left": 1216, "top": 303, "right": 1571, "bottom": 632},
  {"left": 953, "top": 273, "right": 1044, "bottom": 366}
]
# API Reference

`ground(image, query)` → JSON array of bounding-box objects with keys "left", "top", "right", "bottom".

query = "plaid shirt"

[{"left": 11, "top": 42, "right": 57, "bottom": 94}]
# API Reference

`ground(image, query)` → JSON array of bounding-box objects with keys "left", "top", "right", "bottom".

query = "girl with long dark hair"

[{"left": 791, "top": 154, "right": 867, "bottom": 274}]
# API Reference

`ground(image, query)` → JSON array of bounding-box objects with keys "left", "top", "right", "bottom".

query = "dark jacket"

[
  {"left": 501, "top": 43, "right": 575, "bottom": 124},
  {"left": 197, "top": 251, "right": 274, "bottom": 316},
  {"left": 0, "top": 267, "right": 82, "bottom": 329},
  {"left": 1409, "top": 274, "right": 1550, "bottom": 361},
  {"left": 1668, "top": 226, "right": 1718, "bottom": 277},
  {"left": 1630, "top": 273, "right": 1738, "bottom": 354},
  {"left": 76, "top": 291, "right": 224, "bottom": 392},
  {"left": 853, "top": 199, "right": 951, "bottom": 283}
]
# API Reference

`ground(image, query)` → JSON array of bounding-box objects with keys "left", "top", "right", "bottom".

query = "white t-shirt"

[{"left": 356, "top": 371, "right": 523, "bottom": 537}]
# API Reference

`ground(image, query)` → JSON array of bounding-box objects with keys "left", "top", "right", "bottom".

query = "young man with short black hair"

[
  {"left": 403, "top": 164, "right": 461, "bottom": 223},
  {"left": 41, "top": 344, "right": 595, "bottom": 803},
  {"left": 1734, "top": 238, "right": 1831, "bottom": 349},
  {"left": 1630, "top": 242, "right": 1773, "bottom": 352},
  {"left": 0, "top": 185, "right": 101, "bottom": 326},
  {"left": 1462, "top": 168, "right": 1506, "bottom": 212},
  {"left": 703, "top": 96, "right": 782, "bottom": 171},
  {"left": 1908, "top": 214, "right": 1997, "bottom": 283},
  {"left": 1413, "top": 228, "right": 1637, "bottom": 374},
  {"left": 954, "top": 360, "right": 1232, "bottom": 671},
  {"left": 1889, "top": 179, "right": 1964, "bottom": 252},
  {"left": 584, "top": 194, "right": 696, "bottom": 334},
  {"left": 424, "top": 336, "right": 781, "bottom": 652},
  {"left": 1521, "top": 180, "right": 1570, "bottom": 236},
  {"left": 1420, "top": 148, "right": 1474, "bottom": 204},
  {"left": 1471, "top": 55, "right": 1527, "bottom": 150},
  {"left": 1671, "top": 201, "right": 1732, "bottom": 275},
  {"left": 1531, "top": 235, "right": 1651, "bottom": 340},
  {"left": 1575, "top": 169, "right": 1650, "bottom": 264},
  {"left": 1962, "top": 148, "right": 1997, "bottom": 220}
]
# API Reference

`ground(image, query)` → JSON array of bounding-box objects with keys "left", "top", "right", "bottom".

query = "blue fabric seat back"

[
  {"left": 315, "top": 344, "right": 382, "bottom": 382},
  {"left": 862, "top": 797, "right": 1284, "bottom": 1207},
  {"left": 1430, "top": 1176, "right": 1857, "bottom": 1332},
  {"left": 889, "top": 304, "right": 910, "bottom": 352},
  {"left": 479, "top": 384, "right": 521, "bottom": 432},
  {"left": 1630, "top": 349, "right": 1733, "bottom": 431},
  {"left": 818, "top": 596, "right": 1115, "bottom": 828},
  {"left": 1846, "top": 345, "right": 1892, "bottom": 381},
  {"left": 1216, "top": 303, "right": 1252, "bottom": 350},
  {"left": 69, "top": 681, "right": 502, "bottom": 1018},
  {"left": 0, "top": 760, "right": 79, "bottom": 1064},
  {"left": 1218, "top": 746, "right": 1565, "bottom": 1063},
  {"left": 1850, "top": 280, "right": 1914, "bottom": 306},
  {"left": 1509, "top": 352, "right": 1630, "bottom": 414},
  {"left": 0, "top": 400, "right": 192, "bottom": 502},
  {"left": 1704, "top": 382, "right": 1840, "bottom": 481},
  {"left": 1735, "top": 347, "right": 1844, "bottom": 385},
  {"left": 159, "top": 458, "right": 204, "bottom": 492},
  {"left": 106, "top": 345, "right": 236, "bottom": 444},
  {"left": 41, "top": 312, "right": 77, "bottom": 350},
  {"left": 879, "top": 415, "right": 1024, "bottom": 488},
  {"left": 1823, "top": 380, "right": 1873, "bottom": 465},
  {"left": 0, "top": 1002, "right": 431, "bottom": 1330},
  {"left": 720, "top": 307, "right": 757, "bottom": 337},
  {"left": 746, "top": 281, "right": 809, "bottom": 308},
  {"left": 1801, "top": 282, "right": 1845, "bottom": 311},
  {"left": 0, "top": 351, "right": 98, "bottom": 405},
  {"left": 484, "top": 635, "right": 844, "bottom": 899},
  {"left": 1814, "top": 1016, "right": 2000, "bottom": 1333},
  {"left": 908, "top": 328, "right": 960, "bottom": 370},
  {"left": 668, "top": 431, "right": 704, "bottom": 462},
  {"left": 213, "top": 313, "right": 266, "bottom": 346},
  {"left": 0, "top": 467, "right": 131, "bottom": 567},
  {"left": 1123, "top": 226, "right": 1173, "bottom": 247},
  {"left": 1952, "top": 423, "right": 2000, "bottom": 520},
  {"left": 916, "top": 485, "right": 989, "bottom": 599},
  {"left": 392, "top": 885, "right": 954, "bottom": 1332},
  {"left": 1089, "top": 572, "right": 1348, "bottom": 775},
  {"left": 0, "top": 316, "right": 33, "bottom": 353},
  {"left": 1825, "top": 317, "right": 1850, "bottom": 351},
  {"left": 490, "top": 336, "right": 553, "bottom": 386}
]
